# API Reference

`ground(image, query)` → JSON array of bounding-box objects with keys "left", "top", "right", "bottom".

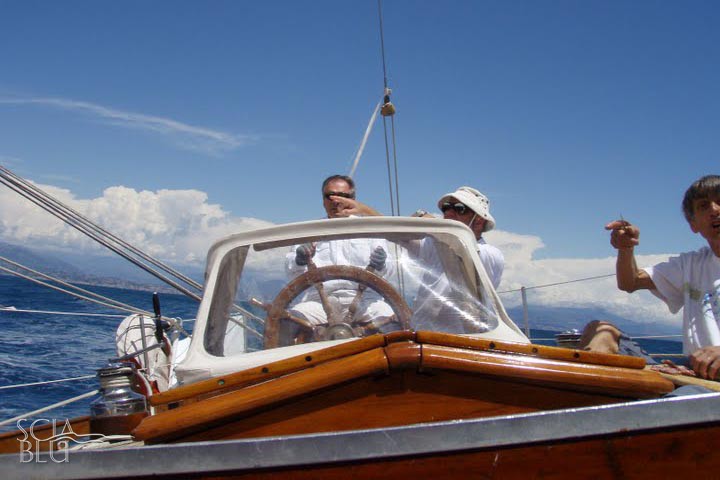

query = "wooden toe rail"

[
  {"left": 416, "top": 331, "right": 647, "bottom": 369},
  {"left": 150, "top": 335, "right": 386, "bottom": 407},
  {"left": 134, "top": 347, "right": 390, "bottom": 443}
]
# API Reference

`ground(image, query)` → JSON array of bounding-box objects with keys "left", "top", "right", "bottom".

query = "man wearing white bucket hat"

[
  {"left": 340, "top": 185, "right": 505, "bottom": 289},
  {"left": 435, "top": 186, "right": 504, "bottom": 289}
]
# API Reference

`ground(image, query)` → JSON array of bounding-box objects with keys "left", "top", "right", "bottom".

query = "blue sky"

[{"left": 0, "top": 0, "right": 718, "bottom": 285}]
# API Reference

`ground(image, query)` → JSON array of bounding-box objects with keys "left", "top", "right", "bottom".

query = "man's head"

[
  {"left": 437, "top": 186, "right": 495, "bottom": 239},
  {"left": 683, "top": 175, "right": 720, "bottom": 223},
  {"left": 321, "top": 174, "right": 356, "bottom": 218},
  {"left": 683, "top": 175, "right": 720, "bottom": 243}
]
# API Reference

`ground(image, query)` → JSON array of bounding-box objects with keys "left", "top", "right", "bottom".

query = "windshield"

[{"left": 203, "top": 231, "right": 500, "bottom": 357}]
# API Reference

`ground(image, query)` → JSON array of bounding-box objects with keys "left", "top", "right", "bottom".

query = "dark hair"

[
  {"left": 321, "top": 175, "right": 355, "bottom": 196},
  {"left": 682, "top": 175, "right": 720, "bottom": 222}
]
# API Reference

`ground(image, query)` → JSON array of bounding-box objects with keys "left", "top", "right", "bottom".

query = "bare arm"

[{"left": 605, "top": 220, "right": 656, "bottom": 292}]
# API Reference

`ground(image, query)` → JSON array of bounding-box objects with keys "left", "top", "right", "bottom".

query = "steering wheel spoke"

[{"left": 264, "top": 265, "right": 412, "bottom": 348}]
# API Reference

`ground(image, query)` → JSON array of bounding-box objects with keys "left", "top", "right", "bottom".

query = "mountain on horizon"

[
  {"left": 0, "top": 241, "right": 203, "bottom": 292},
  {"left": 0, "top": 241, "right": 681, "bottom": 341},
  {"left": 505, "top": 304, "right": 681, "bottom": 340}
]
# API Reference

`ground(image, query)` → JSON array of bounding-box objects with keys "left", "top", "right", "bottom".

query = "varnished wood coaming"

[
  {"left": 150, "top": 334, "right": 390, "bottom": 407},
  {"left": 133, "top": 331, "right": 674, "bottom": 444},
  {"left": 173, "top": 370, "right": 620, "bottom": 444},
  {"left": 417, "top": 330, "right": 647, "bottom": 369}
]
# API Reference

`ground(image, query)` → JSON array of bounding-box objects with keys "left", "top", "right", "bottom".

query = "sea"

[{"left": 0, "top": 274, "right": 683, "bottom": 434}]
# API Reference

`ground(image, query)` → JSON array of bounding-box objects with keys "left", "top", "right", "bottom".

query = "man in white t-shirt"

[{"left": 597, "top": 174, "right": 720, "bottom": 380}]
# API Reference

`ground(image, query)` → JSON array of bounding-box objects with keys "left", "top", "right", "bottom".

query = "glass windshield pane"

[{"left": 204, "top": 232, "right": 500, "bottom": 357}]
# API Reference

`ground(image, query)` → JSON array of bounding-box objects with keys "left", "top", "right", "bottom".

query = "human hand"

[
  {"left": 295, "top": 243, "right": 316, "bottom": 266},
  {"left": 605, "top": 219, "right": 640, "bottom": 250},
  {"left": 689, "top": 346, "right": 720, "bottom": 380},
  {"left": 368, "top": 246, "right": 387, "bottom": 271},
  {"left": 330, "top": 196, "right": 381, "bottom": 217}
]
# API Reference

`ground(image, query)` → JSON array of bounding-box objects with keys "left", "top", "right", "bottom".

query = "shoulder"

[
  {"left": 477, "top": 239, "right": 504, "bottom": 260},
  {"left": 674, "top": 246, "right": 714, "bottom": 264},
  {"left": 650, "top": 246, "right": 712, "bottom": 274}
]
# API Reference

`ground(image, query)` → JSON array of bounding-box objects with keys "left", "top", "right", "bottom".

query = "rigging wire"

[
  {"left": 0, "top": 390, "right": 99, "bottom": 427},
  {"left": 0, "top": 165, "right": 266, "bottom": 332},
  {"left": 0, "top": 255, "right": 147, "bottom": 314},
  {"left": 0, "top": 374, "right": 97, "bottom": 391},
  {"left": 0, "top": 166, "right": 202, "bottom": 292},
  {"left": 0, "top": 264, "right": 150, "bottom": 315},
  {"left": 0, "top": 166, "right": 202, "bottom": 290},
  {"left": 0, "top": 307, "right": 126, "bottom": 318},
  {"left": 376, "top": 0, "right": 401, "bottom": 216},
  {"left": 377, "top": 0, "right": 389, "bottom": 90},
  {"left": 0, "top": 168, "right": 202, "bottom": 301}
]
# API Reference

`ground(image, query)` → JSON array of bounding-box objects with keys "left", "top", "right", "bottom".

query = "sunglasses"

[
  {"left": 323, "top": 191, "right": 355, "bottom": 201},
  {"left": 440, "top": 202, "right": 469, "bottom": 215}
]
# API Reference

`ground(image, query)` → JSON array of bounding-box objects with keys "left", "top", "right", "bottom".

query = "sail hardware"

[
  {"left": 89, "top": 362, "right": 148, "bottom": 437},
  {"left": 380, "top": 88, "right": 396, "bottom": 117}
]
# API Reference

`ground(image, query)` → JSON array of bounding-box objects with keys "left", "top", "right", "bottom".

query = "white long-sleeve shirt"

[{"left": 286, "top": 238, "right": 394, "bottom": 301}]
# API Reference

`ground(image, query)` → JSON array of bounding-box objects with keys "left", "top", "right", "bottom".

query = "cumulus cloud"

[
  {"left": 0, "top": 96, "right": 256, "bottom": 154},
  {"left": 0, "top": 179, "right": 682, "bottom": 328},
  {"left": 485, "top": 230, "right": 681, "bottom": 328},
  {"left": 0, "top": 181, "right": 272, "bottom": 264}
]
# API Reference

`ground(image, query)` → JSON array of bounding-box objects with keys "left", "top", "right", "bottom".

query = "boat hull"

[{"left": 3, "top": 393, "right": 720, "bottom": 479}]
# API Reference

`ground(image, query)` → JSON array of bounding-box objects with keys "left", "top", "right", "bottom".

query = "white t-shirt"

[
  {"left": 644, "top": 246, "right": 720, "bottom": 354},
  {"left": 477, "top": 238, "right": 504, "bottom": 290}
]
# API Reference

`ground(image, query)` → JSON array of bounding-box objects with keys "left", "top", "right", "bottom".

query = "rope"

[
  {"left": 382, "top": 115, "right": 396, "bottom": 215},
  {"left": 390, "top": 115, "right": 401, "bottom": 215},
  {"left": 0, "top": 390, "right": 99, "bottom": 427},
  {"left": 631, "top": 334, "right": 683, "bottom": 340},
  {"left": 348, "top": 101, "right": 382, "bottom": 178},
  {"left": 0, "top": 375, "right": 96, "bottom": 391}
]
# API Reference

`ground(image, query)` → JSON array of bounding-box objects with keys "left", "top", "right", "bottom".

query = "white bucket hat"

[{"left": 437, "top": 186, "right": 495, "bottom": 232}]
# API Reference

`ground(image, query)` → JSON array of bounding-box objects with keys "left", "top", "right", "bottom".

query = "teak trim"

[
  {"left": 134, "top": 347, "right": 390, "bottom": 443},
  {"left": 420, "top": 344, "right": 674, "bottom": 399},
  {"left": 150, "top": 335, "right": 387, "bottom": 406},
  {"left": 416, "top": 331, "right": 647, "bottom": 369}
]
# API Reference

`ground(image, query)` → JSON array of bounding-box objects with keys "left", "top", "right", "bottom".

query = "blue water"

[
  {"left": 0, "top": 274, "right": 683, "bottom": 434},
  {"left": 0, "top": 275, "right": 198, "bottom": 433}
]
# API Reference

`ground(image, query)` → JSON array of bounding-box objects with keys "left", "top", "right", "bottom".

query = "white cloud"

[
  {"left": 0, "top": 181, "right": 273, "bottom": 264},
  {"left": 0, "top": 180, "right": 682, "bottom": 328},
  {"left": 485, "top": 229, "right": 681, "bottom": 328},
  {"left": 0, "top": 96, "right": 256, "bottom": 154}
]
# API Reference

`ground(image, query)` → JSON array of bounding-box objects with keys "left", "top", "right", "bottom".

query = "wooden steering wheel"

[{"left": 264, "top": 265, "right": 412, "bottom": 348}]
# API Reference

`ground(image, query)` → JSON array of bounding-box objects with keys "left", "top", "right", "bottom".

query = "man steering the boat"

[
  {"left": 283, "top": 175, "right": 396, "bottom": 342},
  {"left": 588, "top": 175, "right": 720, "bottom": 381}
]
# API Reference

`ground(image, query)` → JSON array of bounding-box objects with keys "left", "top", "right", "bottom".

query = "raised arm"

[{"left": 605, "top": 220, "right": 656, "bottom": 292}]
